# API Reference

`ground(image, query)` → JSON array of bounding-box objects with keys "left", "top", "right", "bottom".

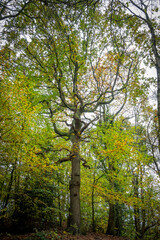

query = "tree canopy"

[{"left": 0, "top": 0, "right": 160, "bottom": 239}]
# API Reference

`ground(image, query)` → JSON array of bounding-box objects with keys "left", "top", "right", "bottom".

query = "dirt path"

[{"left": 0, "top": 232, "right": 130, "bottom": 240}]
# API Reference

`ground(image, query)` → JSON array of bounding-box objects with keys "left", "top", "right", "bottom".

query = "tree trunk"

[
  {"left": 106, "top": 163, "right": 117, "bottom": 236},
  {"left": 157, "top": 62, "right": 160, "bottom": 150},
  {"left": 92, "top": 171, "right": 96, "bottom": 232},
  {"left": 133, "top": 175, "right": 141, "bottom": 240},
  {"left": 4, "top": 165, "right": 15, "bottom": 208},
  {"left": 134, "top": 207, "right": 141, "bottom": 240},
  {"left": 69, "top": 134, "right": 81, "bottom": 234},
  {"left": 106, "top": 202, "right": 116, "bottom": 235},
  {"left": 57, "top": 175, "right": 62, "bottom": 227},
  {"left": 145, "top": 10, "right": 160, "bottom": 150}
]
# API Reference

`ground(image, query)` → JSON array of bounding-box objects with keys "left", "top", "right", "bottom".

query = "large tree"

[{"left": 2, "top": 0, "right": 141, "bottom": 233}]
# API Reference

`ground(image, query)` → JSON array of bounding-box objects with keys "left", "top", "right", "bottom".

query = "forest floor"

[{"left": 0, "top": 230, "right": 130, "bottom": 240}]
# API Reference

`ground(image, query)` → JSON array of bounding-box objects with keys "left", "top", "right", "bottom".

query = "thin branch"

[
  {"left": 80, "top": 116, "right": 99, "bottom": 134},
  {"left": 80, "top": 157, "right": 90, "bottom": 168},
  {"left": 0, "top": 0, "right": 31, "bottom": 20}
]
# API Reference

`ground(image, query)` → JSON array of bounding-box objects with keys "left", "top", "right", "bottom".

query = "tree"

[
  {"left": 91, "top": 116, "right": 160, "bottom": 239},
  {"left": 2, "top": 0, "right": 159, "bottom": 237},
  {"left": 0, "top": 0, "right": 100, "bottom": 21},
  {"left": 92, "top": 118, "right": 135, "bottom": 236},
  {"left": 110, "top": 0, "right": 160, "bottom": 146},
  {"left": 0, "top": 49, "right": 68, "bottom": 231},
  {"left": 2, "top": 0, "right": 141, "bottom": 233}
]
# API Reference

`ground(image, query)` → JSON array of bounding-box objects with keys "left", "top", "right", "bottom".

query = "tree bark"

[
  {"left": 145, "top": 12, "right": 160, "bottom": 150},
  {"left": 157, "top": 62, "right": 160, "bottom": 150},
  {"left": 106, "top": 202, "right": 116, "bottom": 235},
  {"left": 3, "top": 164, "right": 15, "bottom": 208},
  {"left": 69, "top": 133, "right": 81, "bottom": 234},
  {"left": 106, "top": 162, "right": 116, "bottom": 236},
  {"left": 92, "top": 171, "right": 96, "bottom": 232},
  {"left": 133, "top": 175, "right": 141, "bottom": 240},
  {"left": 57, "top": 175, "right": 62, "bottom": 227}
]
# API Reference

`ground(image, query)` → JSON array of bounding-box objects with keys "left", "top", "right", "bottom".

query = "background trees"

[{"left": 110, "top": 0, "right": 160, "bottom": 158}]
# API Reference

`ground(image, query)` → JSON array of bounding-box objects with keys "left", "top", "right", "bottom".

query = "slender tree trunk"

[
  {"left": 14, "top": 159, "right": 21, "bottom": 208},
  {"left": 0, "top": 167, "right": 8, "bottom": 200},
  {"left": 92, "top": 171, "right": 96, "bottom": 232},
  {"left": 140, "top": 167, "right": 145, "bottom": 239},
  {"left": 69, "top": 133, "right": 81, "bottom": 234},
  {"left": 133, "top": 175, "right": 141, "bottom": 240},
  {"left": 134, "top": 207, "right": 141, "bottom": 240},
  {"left": 106, "top": 202, "right": 116, "bottom": 235},
  {"left": 157, "top": 63, "right": 160, "bottom": 150},
  {"left": 115, "top": 202, "right": 122, "bottom": 236},
  {"left": 106, "top": 163, "right": 116, "bottom": 236},
  {"left": 57, "top": 175, "right": 62, "bottom": 227},
  {"left": 3, "top": 165, "right": 15, "bottom": 209},
  {"left": 144, "top": 10, "right": 160, "bottom": 150}
]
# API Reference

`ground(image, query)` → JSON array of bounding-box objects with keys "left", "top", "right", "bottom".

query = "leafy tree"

[
  {"left": 1, "top": 0, "right": 141, "bottom": 233},
  {"left": 0, "top": 0, "right": 100, "bottom": 21},
  {"left": 110, "top": 0, "right": 160, "bottom": 147},
  {"left": 1, "top": 0, "right": 159, "bottom": 238},
  {"left": 0, "top": 53, "right": 68, "bottom": 232},
  {"left": 90, "top": 115, "right": 160, "bottom": 239}
]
